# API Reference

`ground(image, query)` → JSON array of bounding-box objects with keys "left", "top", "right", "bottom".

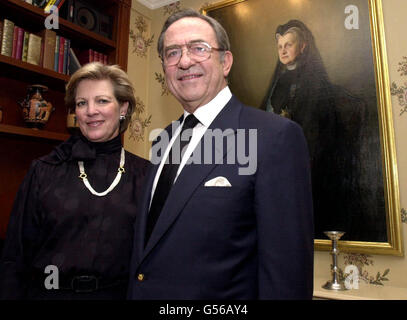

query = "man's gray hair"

[{"left": 157, "top": 8, "right": 231, "bottom": 60}]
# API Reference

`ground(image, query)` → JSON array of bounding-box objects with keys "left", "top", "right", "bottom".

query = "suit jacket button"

[{"left": 137, "top": 273, "right": 145, "bottom": 281}]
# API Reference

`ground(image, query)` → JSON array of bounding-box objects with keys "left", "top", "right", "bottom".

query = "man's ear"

[{"left": 222, "top": 51, "right": 233, "bottom": 77}]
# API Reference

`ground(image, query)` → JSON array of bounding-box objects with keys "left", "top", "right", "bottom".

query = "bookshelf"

[
  {"left": 0, "top": 53, "right": 70, "bottom": 84},
  {"left": 0, "top": 0, "right": 131, "bottom": 239}
]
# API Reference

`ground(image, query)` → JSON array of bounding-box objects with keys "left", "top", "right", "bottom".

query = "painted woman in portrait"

[{"left": 263, "top": 20, "right": 373, "bottom": 240}]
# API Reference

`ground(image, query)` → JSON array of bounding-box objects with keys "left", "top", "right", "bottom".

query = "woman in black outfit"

[
  {"left": 0, "top": 62, "right": 149, "bottom": 299},
  {"left": 263, "top": 20, "right": 368, "bottom": 240}
]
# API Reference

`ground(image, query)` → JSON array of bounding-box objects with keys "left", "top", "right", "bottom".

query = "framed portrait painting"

[{"left": 203, "top": 0, "right": 402, "bottom": 255}]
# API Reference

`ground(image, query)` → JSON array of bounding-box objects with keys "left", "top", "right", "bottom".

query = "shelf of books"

[
  {"left": 0, "top": 0, "right": 123, "bottom": 130},
  {"left": 0, "top": 0, "right": 115, "bottom": 82}
]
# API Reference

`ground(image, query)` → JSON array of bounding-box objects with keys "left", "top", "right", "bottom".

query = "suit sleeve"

[{"left": 255, "top": 119, "right": 314, "bottom": 299}]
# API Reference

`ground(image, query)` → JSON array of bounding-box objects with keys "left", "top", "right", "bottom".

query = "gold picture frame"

[{"left": 203, "top": 0, "right": 403, "bottom": 255}]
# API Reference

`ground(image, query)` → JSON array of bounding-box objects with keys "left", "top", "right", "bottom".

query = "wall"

[
  {"left": 125, "top": 0, "right": 407, "bottom": 294},
  {"left": 125, "top": 0, "right": 189, "bottom": 159}
]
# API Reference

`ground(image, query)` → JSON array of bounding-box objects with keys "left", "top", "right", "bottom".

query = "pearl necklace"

[{"left": 78, "top": 147, "right": 125, "bottom": 196}]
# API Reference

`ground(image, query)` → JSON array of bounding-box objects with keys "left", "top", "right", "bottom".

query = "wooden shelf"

[
  {"left": 0, "top": 124, "right": 69, "bottom": 141},
  {"left": 0, "top": 54, "right": 69, "bottom": 81},
  {"left": 0, "top": 55, "right": 68, "bottom": 92}
]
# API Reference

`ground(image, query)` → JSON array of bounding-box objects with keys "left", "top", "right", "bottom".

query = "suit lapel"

[
  {"left": 133, "top": 117, "right": 183, "bottom": 264},
  {"left": 141, "top": 96, "right": 242, "bottom": 261},
  {"left": 133, "top": 162, "right": 158, "bottom": 263}
]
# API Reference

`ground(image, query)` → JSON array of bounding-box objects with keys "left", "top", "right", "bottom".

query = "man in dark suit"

[{"left": 128, "top": 9, "right": 314, "bottom": 300}]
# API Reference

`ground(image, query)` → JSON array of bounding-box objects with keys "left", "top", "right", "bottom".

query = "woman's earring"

[{"left": 119, "top": 115, "right": 126, "bottom": 121}]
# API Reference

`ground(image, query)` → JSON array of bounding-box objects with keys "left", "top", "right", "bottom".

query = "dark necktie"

[{"left": 145, "top": 114, "right": 200, "bottom": 245}]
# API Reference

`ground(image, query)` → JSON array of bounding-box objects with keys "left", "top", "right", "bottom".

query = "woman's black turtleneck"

[{"left": 0, "top": 133, "right": 149, "bottom": 300}]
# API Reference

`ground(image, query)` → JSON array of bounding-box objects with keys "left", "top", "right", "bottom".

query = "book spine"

[
  {"left": 22, "top": 32, "right": 29, "bottom": 62},
  {"left": 39, "top": 35, "right": 44, "bottom": 66},
  {"left": 58, "top": 36, "right": 64, "bottom": 73},
  {"left": 54, "top": 35, "right": 59, "bottom": 71},
  {"left": 66, "top": 40, "right": 71, "bottom": 74},
  {"left": 27, "top": 33, "right": 42, "bottom": 65},
  {"left": 11, "top": 26, "right": 18, "bottom": 58},
  {"left": 77, "top": 48, "right": 94, "bottom": 65},
  {"left": 16, "top": 27, "right": 24, "bottom": 60},
  {"left": 41, "top": 29, "right": 56, "bottom": 70},
  {"left": 54, "top": 0, "right": 63, "bottom": 9},
  {"left": 57, "top": 0, "right": 66, "bottom": 9},
  {"left": 63, "top": 38, "right": 69, "bottom": 74},
  {"left": 94, "top": 50, "right": 99, "bottom": 63},
  {"left": 1, "top": 19, "right": 15, "bottom": 57},
  {"left": 0, "top": 21, "right": 3, "bottom": 54},
  {"left": 89, "top": 49, "right": 94, "bottom": 62}
]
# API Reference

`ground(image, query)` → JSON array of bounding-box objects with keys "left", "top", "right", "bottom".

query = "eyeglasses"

[{"left": 162, "top": 41, "right": 225, "bottom": 66}]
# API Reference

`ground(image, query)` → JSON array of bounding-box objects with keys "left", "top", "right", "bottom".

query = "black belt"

[{"left": 31, "top": 273, "right": 127, "bottom": 293}]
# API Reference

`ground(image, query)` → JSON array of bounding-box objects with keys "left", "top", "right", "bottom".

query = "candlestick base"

[{"left": 322, "top": 280, "right": 348, "bottom": 291}]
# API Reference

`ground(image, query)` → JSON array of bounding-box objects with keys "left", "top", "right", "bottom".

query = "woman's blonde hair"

[{"left": 65, "top": 62, "right": 135, "bottom": 133}]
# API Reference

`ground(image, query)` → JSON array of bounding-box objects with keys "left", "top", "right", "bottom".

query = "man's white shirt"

[{"left": 150, "top": 86, "right": 232, "bottom": 208}]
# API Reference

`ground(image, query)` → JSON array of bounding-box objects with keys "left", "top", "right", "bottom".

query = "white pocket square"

[{"left": 204, "top": 176, "right": 232, "bottom": 187}]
